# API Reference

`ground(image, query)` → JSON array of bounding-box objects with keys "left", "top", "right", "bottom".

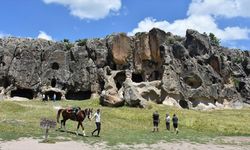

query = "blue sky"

[{"left": 0, "top": 0, "right": 250, "bottom": 50}]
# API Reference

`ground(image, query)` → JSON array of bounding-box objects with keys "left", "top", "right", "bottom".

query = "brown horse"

[{"left": 57, "top": 107, "right": 93, "bottom": 136}]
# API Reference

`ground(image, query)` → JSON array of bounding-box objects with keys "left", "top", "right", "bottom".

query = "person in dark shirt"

[
  {"left": 152, "top": 111, "right": 160, "bottom": 132},
  {"left": 172, "top": 114, "right": 179, "bottom": 134}
]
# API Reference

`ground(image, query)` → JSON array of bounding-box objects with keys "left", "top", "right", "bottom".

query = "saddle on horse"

[{"left": 66, "top": 107, "right": 81, "bottom": 115}]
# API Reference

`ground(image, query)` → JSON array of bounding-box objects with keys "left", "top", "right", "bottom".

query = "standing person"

[
  {"left": 172, "top": 114, "right": 179, "bottom": 134},
  {"left": 53, "top": 93, "right": 56, "bottom": 102},
  {"left": 92, "top": 109, "right": 101, "bottom": 137},
  {"left": 166, "top": 113, "right": 171, "bottom": 131},
  {"left": 152, "top": 111, "right": 160, "bottom": 132},
  {"left": 42, "top": 93, "right": 46, "bottom": 102}
]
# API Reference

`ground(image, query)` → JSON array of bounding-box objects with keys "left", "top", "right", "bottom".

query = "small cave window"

[
  {"left": 51, "top": 62, "right": 59, "bottom": 70},
  {"left": 45, "top": 91, "right": 62, "bottom": 100},
  {"left": 179, "top": 100, "right": 189, "bottom": 109},
  {"left": 10, "top": 88, "right": 34, "bottom": 99},
  {"left": 132, "top": 73, "right": 144, "bottom": 83},
  {"left": 114, "top": 72, "right": 126, "bottom": 90},
  {"left": 51, "top": 78, "right": 56, "bottom": 87},
  {"left": 0, "top": 62, "right": 5, "bottom": 67},
  {"left": 65, "top": 90, "right": 92, "bottom": 100}
]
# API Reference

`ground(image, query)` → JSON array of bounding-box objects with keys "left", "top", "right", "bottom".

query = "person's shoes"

[
  {"left": 96, "top": 135, "right": 100, "bottom": 137},
  {"left": 91, "top": 132, "right": 94, "bottom": 136},
  {"left": 176, "top": 130, "right": 179, "bottom": 134}
]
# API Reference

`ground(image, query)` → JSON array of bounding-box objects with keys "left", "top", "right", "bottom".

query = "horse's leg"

[
  {"left": 60, "top": 119, "right": 64, "bottom": 129},
  {"left": 76, "top": 122, "right": 80, "bottom": 136},
  {"left": 63, "top": 120, "right": 67, "bottom": 131},
  {"left": 80, "top": 122, "right": 86, "bottom": 136}
]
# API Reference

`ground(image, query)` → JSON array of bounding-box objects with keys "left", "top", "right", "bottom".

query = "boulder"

[{"left": 185, "top": 29, "right": 211, "bottom": 57}]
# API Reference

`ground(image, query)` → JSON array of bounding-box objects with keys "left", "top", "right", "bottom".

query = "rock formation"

[{"left": 0, "top": 28, "right": 249, "bottom": 110}]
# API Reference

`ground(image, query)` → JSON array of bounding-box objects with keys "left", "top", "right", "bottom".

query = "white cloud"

[
  {"left": 37, "top": 31, "right": 53, "bottom": 41},
  {"left": 128, "top": 18, "right": 169, "bottom": 36},
  {"left": 129, "top": 0, "right": 250, "bottom": 41},
  {"left": 0, "top": 32, "right": 10, "bottom": 38},
  {"left": 43, "top": 0, "right": 122, "bottom": 20},
  {"left": 188, "top": 0, "right": 250, "bottom": 18}
]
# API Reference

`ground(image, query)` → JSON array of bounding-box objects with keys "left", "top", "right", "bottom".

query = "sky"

[{"left": 0, "top": 0, "right": 250, "bottom": 50}]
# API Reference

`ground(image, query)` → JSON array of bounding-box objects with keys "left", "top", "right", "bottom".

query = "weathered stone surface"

[
  {"left": 107, "top": 33, "right": 133, "bottom": 68},
  {"left": 0, "top": 28, "right": 249, "bottom": 110}
]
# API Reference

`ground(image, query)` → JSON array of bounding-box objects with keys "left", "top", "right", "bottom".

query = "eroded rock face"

[{"left": 0, "top": 28, "right": 249, "bottom": 110}]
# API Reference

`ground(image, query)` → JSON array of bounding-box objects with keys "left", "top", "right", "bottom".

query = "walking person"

[
  {"left": 166, "top": 113, "right": 170, "bottom": 131},
  {"left": 172, "top": 114, "right": 179, "bottom": 134},
  {"left": 152, "top": 111, "right": 160, "bottom": 132},
  {"left": 92, "top": 109, "right": 101, "bottom": 137}
]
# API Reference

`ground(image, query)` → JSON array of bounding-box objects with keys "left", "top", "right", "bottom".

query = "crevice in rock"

[
  {"left": 10, "top": 88, "right": 34, "bottom": 99},
  {"left": 114, "top": 71, "right": 126, "bottom": 90},
  {"left": 65, "top": 90, "right": 91, "bottom": 100},
  {"left": 132, "top": 73, "right": 143, "bottom": 83},
  {"left": 51, "top": 78, "right": 56, "bottom": 87},
  {"left": 70, "top": 51, "right": 76, "bottom": 62},
  {"left": 149, "top": 70, "right": 161, "bottom": 81}
]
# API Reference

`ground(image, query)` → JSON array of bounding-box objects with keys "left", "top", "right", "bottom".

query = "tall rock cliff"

[{"left": 0, "top": 28, "right": 249, "bottom": 109}]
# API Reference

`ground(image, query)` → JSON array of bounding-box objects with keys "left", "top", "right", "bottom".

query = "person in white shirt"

[
  {"left": 91, "top": 109, "right": 101, "bottom": 137},
  {"left": 166, "top": 113, "right": 170, "bottom": 131}
]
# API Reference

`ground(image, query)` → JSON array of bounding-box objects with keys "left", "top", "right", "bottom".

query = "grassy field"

[{"left": 0, "top": 99, "right": 250, "bottom": 145}]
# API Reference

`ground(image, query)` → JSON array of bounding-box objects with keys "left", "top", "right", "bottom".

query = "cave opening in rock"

[
  {"left": 0, "top": 76, "right": 11, "bottom": 88},
  {"left": 51, "top": 62, "right": 59, "bottom": 70},
  {"left": 45, "top": 91, "right": 62, "bottom": 100},
  {"left": 10, "top": 88, "right": 34, "bottom": 99},
  {"left": 51, "top": 78, "right": 56, "bottom": 87},
  {"left": 179, "top": 100, "right": 189, "bottom": 109},
  {"left": 183, "top": 73, "right": 202, "bottom": 88},
  {"left": 114, "top": 71, "right": 126, "bottom": 90},
  {"left": 132, "top": 73, "right": 143, "bottom": 83},
  {"left": 65, "top": 90, "right": 92, "bottom": 100}
]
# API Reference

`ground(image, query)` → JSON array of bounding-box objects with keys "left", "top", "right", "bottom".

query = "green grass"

[{"left": 0, "top": 99, "right": 250, "bottom": 145}]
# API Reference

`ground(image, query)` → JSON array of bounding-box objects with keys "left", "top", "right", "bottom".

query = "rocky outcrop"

[{"left": 0, "top": 28, "right": 249, "bottom": 110}]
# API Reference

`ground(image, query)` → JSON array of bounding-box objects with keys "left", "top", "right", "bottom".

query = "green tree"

[{"left": 209, "top": 33, "right": 220, "bottom": 46}]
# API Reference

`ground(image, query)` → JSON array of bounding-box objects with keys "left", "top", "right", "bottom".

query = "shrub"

[
  {"left": 209, "top": 33, "right": 220, "bottom": 46},
  {"left": 76, "top": 39, "right": 87, "bottom": 46}
]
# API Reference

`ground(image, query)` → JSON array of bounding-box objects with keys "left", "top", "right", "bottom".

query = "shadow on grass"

[{"left": 55, "top": 129, "right": 90, "bottom": 137}]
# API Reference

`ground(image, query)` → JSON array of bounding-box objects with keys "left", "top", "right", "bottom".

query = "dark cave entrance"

[
  {"left": 179, "top": 100, "right": 189, "bottom": 109},
  {"left": 45, "top": 91, "right": 62, "bottom": 100},
  {"left": 0, "top": 76, "right": 11, "bottom": 88},
  {"left": 65, "top": 90, "right": 92, "bottom": 100},
  {"left": 132, "top": 73, "right": 144, "bottom": 83},
  {"left": 51, "top": 78, "right": 56, "bottom": 87},
  {"left": 51, "top": 62, "right": 59, "bottom": 70},
  {"left": 114, "top": 71, "right": 126, "bottom": 90},
  {"left": 10, "top": 88, "right": 34, "bottom": 99},
  {"left": 149, "top": 71, "right": 161, "bottom": 81}
]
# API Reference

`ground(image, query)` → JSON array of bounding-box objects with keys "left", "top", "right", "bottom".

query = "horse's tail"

[{"left": 57, "top": 109, "right": 63, "bottom": 123}]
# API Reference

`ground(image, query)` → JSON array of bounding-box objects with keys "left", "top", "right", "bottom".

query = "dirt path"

[{"left": 0, "top": 137, "right": 249, "bottom": 150}]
